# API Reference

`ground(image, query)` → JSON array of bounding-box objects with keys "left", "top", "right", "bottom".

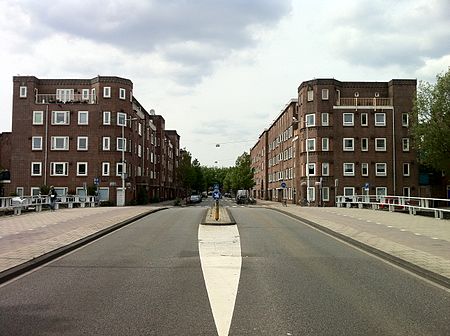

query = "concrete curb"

[
  {"left": 0, "top": 207, "right": 168, "bottom": 285},
  {"left": 201, "top": 207, "right": 236, "bottom": 225},
  {"left": 268, "top": 207, "right": 450, "bottom": 289}
]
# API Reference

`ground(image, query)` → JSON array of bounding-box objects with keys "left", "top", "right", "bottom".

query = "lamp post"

[
  {"left": 119, "top": 116, "right": 138, "bottom": 206},
  {"left": 305, "top": 116, "right": 310, "bottom": 205}
]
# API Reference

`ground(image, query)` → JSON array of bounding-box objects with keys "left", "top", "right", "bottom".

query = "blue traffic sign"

[
  {"left": 281, "top": 182, "right": 287, "bottom": 188},
  {"left": 213, "top": 190, "right": 221, "bottom": 200}
]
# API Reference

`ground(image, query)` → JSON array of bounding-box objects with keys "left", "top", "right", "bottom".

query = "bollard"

[{"left": 215, "top": 200, "right": 219, "bottom": 221}]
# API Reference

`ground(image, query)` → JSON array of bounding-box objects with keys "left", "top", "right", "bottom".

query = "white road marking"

[
  {"left": 199, "top": 224, "right": 241, "bottom": 336},
  {"left": 400, "top": 229, "right": 407, "bottom": 232},
  {"left": 414, "top": 233, "right": 422, "bottom": 236}
]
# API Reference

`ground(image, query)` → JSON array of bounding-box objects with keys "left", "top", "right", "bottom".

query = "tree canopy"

[{"left": 411, "top": 69, "right": 450, "bottom": 175}]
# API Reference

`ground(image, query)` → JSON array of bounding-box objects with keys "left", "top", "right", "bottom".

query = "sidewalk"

[
  {"left": 254, "top": 199, "right": 450, "bottom": 288},
  {"left": 0, "top": 205, "right": 168, "bottom": 283}
]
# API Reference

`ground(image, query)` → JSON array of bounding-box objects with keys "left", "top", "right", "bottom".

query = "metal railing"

[
  {"left": 336, "top": 98, "right": 393, "bottom": 108},
  {"left": 336, "top": 195, "right": 450, "bottom": 219},
  {"left": 0, "top": 195, "right": 98, "bottom": 215},
  {"left": 35, "top": 94, "right": 97, "bottom": 104}
]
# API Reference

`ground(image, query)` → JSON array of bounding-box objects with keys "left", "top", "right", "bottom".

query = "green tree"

[
  {"left": 224, "top": 152, "right": 255, "bottom": 193},
  {"left": 177, "top": 149, "right": 195, "bottom": 197},
  {"left": 411, "top": 69, "right": 450, "bottom": 175}
]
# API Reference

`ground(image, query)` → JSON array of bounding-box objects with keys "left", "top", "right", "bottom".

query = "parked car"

[{"left": 189, "top": 195, "right": 202, "bottom": 203}]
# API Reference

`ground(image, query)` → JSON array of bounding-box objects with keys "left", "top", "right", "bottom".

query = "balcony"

[
  {"left": 35, "top": 94, "right": 97, "bottom": 105},
  {"left": 334, "top": 97, "right": 393, "bottom": 110}
]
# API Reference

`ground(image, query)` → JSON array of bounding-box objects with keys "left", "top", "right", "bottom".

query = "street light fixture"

[{"left": 118, "top": 116, "right": 138, "bottom": 206}]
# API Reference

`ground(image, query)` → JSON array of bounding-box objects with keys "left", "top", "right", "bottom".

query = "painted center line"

[{"left": 199, "top": 224, "right": 241, "bottom": 336}]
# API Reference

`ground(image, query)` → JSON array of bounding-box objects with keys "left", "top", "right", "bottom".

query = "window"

[
  {"left": 56, "top": 89, "right": 74, "bottom": 102},
  {"left": 322, "top": 138, "right": 329, "bottom": 151},
  {"left": 33, "top": 111, "right": 44, "bottom": 125},
  {"left": 322, "top": 162, "right": 329, "bottom": 176},
  {"left": 32, "top": 136, "right": 43, "bottom": 150},
  {"left": 31, "top": 187, "right": 41, "bottom": 196},
  {"left": 321, "top": 113, "right": 329, "bottom": 126},
  {"left": 117, "top": 112, "right": 127, "bottom": 126},
  {"left": 117, "top": 137, "right": 126, "bottom": 151},
  {"left": 16, "top": 187, "right": 24, "bottom": 197},
  {"left": 78, "top": 111, "right": 88, "bottom": 125},
  {"left": 343, "top": 163, "right": 355, "bottom": 176},
  {"left": 102, "top": 162, "right": 110, "bottom": 176},
  {"left": 307, "top": 187, "right": 315, "bottom": 201},
  {"left": 103, "top": 111, "right": 111, "bottom": 125},
  {"left": 376, "top": 187, "right": 387, "bottom": 197},
  {"left": 403, "top": 163, "right": 410, "bottom": 176},
  {"left": 343, "top": 138, "right": 354, "bottom": 151},
  {"left": 51, "top": 136, "right": 69, "bottom": 150},
  {"left": 102, "top": 137, "right": 110, "bottom": 151},
  {"left": 31, "top": 162, "right": 42, "bottom": 176},
  {"left": 307, "top": 89, "right": 314, "bottom": 102},
  {"left": 402, "top": 138, "right": 410, "bottom": 151},
  {"left": 91, "top": 88, "right": 96, "bottom": 103},
  {"left": 375, "top": 138, "right": 386, "bottom": 151},
  {"left": 138, "top": 123, "right": 142, "bottom": 136},
  {"left": 77, "top": 162, "right": 88, "bottom": 176},
  {"left": 50, "top": 162, "right": 68, "bottom": 176},
  {"left": 375, "top": 113, "right": 386, "bottom": 126},
  {"left": 82, "top": 89, "right": 90, "bottom": 101},
  {"left": 343, "top": 113, "right": 354, "bottom": 126},
  {"left": 306, "top": 138, "right": 315, "bottom": 152},
  {"left": 98, "top": 187, "right": 110, "bottom": 201},
  {"left": 403, "top": 187, "right": 411, "bottom": 197},
  {"left": 402, "top": 113, "right": 409, "bottom": 127},
  {"left": 361, "top": 113, "right": 368, "bottom": 126},
  {"left": 138, "top": 144, "right": 142, "bottom": 157},
  {"left": 306, "top": 114, "right": 315, "bottom": 127},
  {"left": 361, "top": 138, "right": 369, "bottom": 151},
  {"left": 103, "top": 86, "right": 111, "bottom": 98},
  {"left": 52, "top": 111, "right": 70, "bottom": 125},
  {"left": 77, "top": 136, "right": 88, "bottom": 150},
  {"left": 19, "top": 86, "right": 27, "bottom": 98},
  {"left": 344, "top": 187, "right": 355, "bottom": 197},
  {"left": 361, "top": 163, "right": 369, "bottom": 176},
  {"left": 307, "top": 163, "right": 316, "bottom": 176},
  {"left": 376, "top": 163, "right": 387, "bottom": 176},
  {"left": 322, "top": 187, "right": 330, "bottom": 201},
  {"left": 321, "top": 89, "right": 329, "bottom": 100},
  {"left": 119, "top": 88, "right": 126, "bottom": 100},
  {"left": 116, "top": 163, "right": 126, "bottom": 176}
]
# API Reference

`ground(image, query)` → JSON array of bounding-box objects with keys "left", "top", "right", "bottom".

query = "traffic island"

[{"left": 202, "top": 205, "right": 236, "bottom": 225}]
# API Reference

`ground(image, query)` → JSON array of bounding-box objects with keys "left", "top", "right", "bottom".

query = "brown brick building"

[
  {"left": 1, "top": 75, "right": 182, "bottom": 204},
  {"left": 251, "top": 78, "right": 418, "bottom": 206}
]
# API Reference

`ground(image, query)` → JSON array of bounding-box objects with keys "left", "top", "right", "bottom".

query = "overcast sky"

[{"left": 1, "top": 0, "right": 449, "bottom": 167}]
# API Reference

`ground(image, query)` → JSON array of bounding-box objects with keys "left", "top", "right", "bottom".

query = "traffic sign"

[
  {"left": 213, "top": 190, "right": 221, "bottom": 200},
  {"left": 281, "top": 182, "right": 287, "bottom": 188}
]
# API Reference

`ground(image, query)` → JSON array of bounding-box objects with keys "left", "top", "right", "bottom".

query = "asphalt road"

[{"left": 1, "top": 205, "right": 449, "bottom": 335}]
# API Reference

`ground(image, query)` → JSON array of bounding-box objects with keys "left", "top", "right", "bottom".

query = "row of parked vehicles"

[{"left": 187, "top": 190, "right": 256, "bottom": 205}]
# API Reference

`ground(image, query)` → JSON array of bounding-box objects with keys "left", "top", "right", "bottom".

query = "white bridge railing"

[
  {"left": 0, "top": 195, "right": 98, "bottom": 215},
  {"left": 336, "top": 195, "right": 450, "bottom": 220}
]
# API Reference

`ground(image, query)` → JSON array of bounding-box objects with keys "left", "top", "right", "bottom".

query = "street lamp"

[{"left": 119, "top": 116, "right": 138, "bottom": 206}]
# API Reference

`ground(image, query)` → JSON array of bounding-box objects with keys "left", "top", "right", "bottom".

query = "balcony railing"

[
  {"left": 35, "top": 94, "right": 97, "bottom": 104},
  {"left": 334, "top": 97, "right": 393, "bottom": 109}
]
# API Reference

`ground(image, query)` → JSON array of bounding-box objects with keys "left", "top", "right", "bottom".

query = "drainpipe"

[
  {"left": 392, "top": 106, "right": 396, "bottom": 195},
  {"left": 44, "top": 104, "right": 49, "bottom": 186}
]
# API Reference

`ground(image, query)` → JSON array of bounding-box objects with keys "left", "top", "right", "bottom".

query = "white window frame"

[
  {"left": 103, "top": 111, "right": 111, "bottom": 125},
  {"left": 116, "top": 162, "right": 126, "bottom": 177},
  {"left": 343, "top": 187, "right": 355, "bottom": 197},
  {"left": 376, "top": 187, "right": 388, "bottom": 197},
  {"left": 361, "top": 113, "right": 368, "bottom": 126},
  {"left": 103, "top": 86, "right": 111, "bottom": 98},
  {"left": 98, "top": 187, "right": 110, "bottom": 201},
  {"left": 322, "top": 138, "right": 329, "bottom": 151},
  {"left": 402, "top": 113, "right": 409, "bottom": 127},
  {"left": 307, "top": 138, "right": 316, "bottom": 152},
  {"left": 306, "top": 114, "right": 315, "bottom": 127},
  {"left": 102, "top": 137, "right": 110, "bottom": 151},
  {"left": 32, "top": 136, "right": 43, "bottom": 150},
  {"left": 361, "top": 163, "right": 369, "bottom": 176},
  {"left": 117, "top": 137, "right": 126, "bottom": 151},
  {"left": 119, "top": 88, "right": 126, "bottom": 100},
  {"left": 321, "top": 88, "right": 329, "bottom": 100},
  {"left": 77, "top": 136, "right": 88, "bottom": 151},
  {"left": 343, "top": 163, "right": 355, "bottom": 176},
  {"left": 31, "top": 187, "right": 41, "bottom": 196},
  {"left": 321, "top": 113, "right": 329, "bottom": 126},
  {"left": 307, "top": 89, "right": 314, "bottom": 102},
  {"left": 101, "top": 162, "right": 110, "bottom": 176},
  {"left": 343, "top": 138, "right": 354, "bottom": 151},
  {"left": 77, "top": 162, "right": 88, "bottom": 176},
  {"left": 402, "top": 138, "right": 410, "bottom": 151},
  {"left": 82, "top": 89, "right": 90, "bottom": 101},
  {"left": 375, "top": 138, "right": 387, "bottom": 151},
  {"left": 50, "top": 162, "right": 69, "bottom": 176},
  {"left": 33, "top": 111, "right": 44, "bottom": 125},
  {"left": 403, "top": 163, "right": 410, "bottom": 176},
  {"left": 78, "top": 111, "right": 89, "bottom": 125},
  {"left": 375, "top": 113, "right": 386, "bottom": 126},
  {"left": 16, "top": 187, "right": 24, "bottom": 196},
  {"left": 51, "top": 136, "right": 69, "bottom": 151},
  {"left": 361, "top": 138, "right": 369, "bottom": 151},
  {"left": 307, "top": 186, "right": 315, "bottom": 201},
  {"left": 322, "top": 162, "right": 329, "bottom": 176},
  {"left": 376, "top": 163, "right": 387, "bottom": 176},
  {"left": 403, "top": 187, "right": 411, "bottom": 197},
  {"left": 52, "top": 111, "right": 70, "bottom": 125},
  {"left": 343, "top": 113, "right": 354, "bottom": 126},
  {"left": 307, "top": 163, "right": 316, "bottom": 176},
  {"left": 19, "top": 86, "right": 27, "bottom": 98},
  {"left": 322, "top": 187, "right": 330, "bottom": 201},
  {"left": 138, "top": 123, "right": 142, "bottom": 136},
  {"left": 117, "top": 112, "right": 127, "bottom": 126},
  {"left": 31, "top": 162, "right": 42, "bottom": 176}
]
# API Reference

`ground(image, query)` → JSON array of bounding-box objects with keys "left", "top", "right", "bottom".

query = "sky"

[{"left": 0, "top": 0, "right": 449, "bottom": 167}]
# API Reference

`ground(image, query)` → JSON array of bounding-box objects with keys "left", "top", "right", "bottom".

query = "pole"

[
  {"left": 215, "top": 199, "right": 219, "bottom": 221},
  {"left": 306, "top": 117, "right": 310, "bottom": 205}
]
